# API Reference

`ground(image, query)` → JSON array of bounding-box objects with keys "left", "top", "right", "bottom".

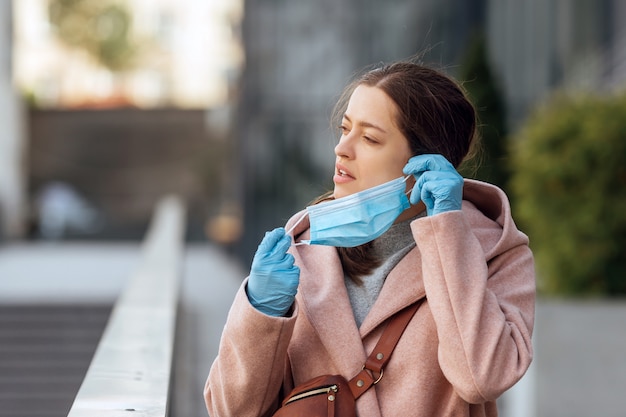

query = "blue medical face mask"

[{"left": 290, "top": 176, "right": 411, "bottom": 247}]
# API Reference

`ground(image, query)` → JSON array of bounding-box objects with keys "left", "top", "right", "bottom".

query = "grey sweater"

[{"left": 345, "top": 213, "right": 425, "bottom": 328}]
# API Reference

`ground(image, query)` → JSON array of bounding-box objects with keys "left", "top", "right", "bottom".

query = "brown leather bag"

[{"left": 271, "top": 300, "right": 422, "bottom": 417}]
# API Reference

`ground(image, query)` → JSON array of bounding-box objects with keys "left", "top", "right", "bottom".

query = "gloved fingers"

[
  {"left": 275, "top": 266, "right": 300, "bottom": 294},
  {"left": 255, "top": 228, "right": 292, "bottom": 261},
  {"left": 247, "top": 230, "right": 300, "bottom": 317},
  {"left": 257, "top": 227, "right": 286, "bottom": 253},
  {"left": 272, "top": 252, "right": 297, "bottom": 273},
  {"left": 405, "top": 155, "right": 461, "bottom": 206},
  {"left": 408, "top": 179, "right": 423, "bottom": 205},
  {"left": 415, "top": 169, "right": 461, "bottom": 188},
  {"left": 403, "top": 154, "right": 455, "bottom": 176},
  {"left": 412, "top": 170, "right": 463, "bottom": 213},
  {"left": 410, "top": 173, "right": 429, "bottom": 210},
  {"left": 270, "top": 233, "right": 293, "bottom": 257},
  {"left": 260, "top": 235, "right": 294, "bottom": 269},
  {"left": 252, "top": 237, "right": 299, "bottom": 279}
]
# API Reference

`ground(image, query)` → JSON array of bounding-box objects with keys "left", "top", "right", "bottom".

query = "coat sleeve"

[
  {"left": 411, "top": 207, "right": 535, "bottom": 404},
  {"left": 204, "top": 278, "right": 297, "bottom": 417}
]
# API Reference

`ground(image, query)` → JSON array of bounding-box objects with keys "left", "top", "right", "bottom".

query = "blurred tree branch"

[{"left": 48, "top": 0, "right": 136, "bottom": 71}]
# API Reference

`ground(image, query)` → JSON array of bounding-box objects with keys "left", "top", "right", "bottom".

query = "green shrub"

[{"left": 509, "top": 92, "right": 626, "bottom": 297}]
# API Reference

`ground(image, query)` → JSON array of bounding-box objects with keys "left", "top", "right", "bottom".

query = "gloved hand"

[
  {"left": 247, "top": 227, "right": 300, "bottom": 317},
  {"left": 403, "top": 154, "right": 464, "bottom": 216}
]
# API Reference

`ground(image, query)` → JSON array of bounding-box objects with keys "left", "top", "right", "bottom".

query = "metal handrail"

[{"left": 67, "top": 196, "right": 185, "bottom": 417}]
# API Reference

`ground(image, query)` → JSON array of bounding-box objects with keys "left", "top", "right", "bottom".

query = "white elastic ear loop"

[
  {"left": 403, "top": 175, "right": 414, "bottom": 198},
  {"left": 286, "top": 211, "right": 308, "bottom": 234}
]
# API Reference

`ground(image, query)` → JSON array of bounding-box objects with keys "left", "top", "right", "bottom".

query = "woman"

[{"left": 204, "top": 61, "right": 535, "bottom": 417}]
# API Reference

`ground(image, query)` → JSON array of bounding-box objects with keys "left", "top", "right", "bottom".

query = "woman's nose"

[{"left": 334, "top": 134, "right": 354, "bottom": 159}]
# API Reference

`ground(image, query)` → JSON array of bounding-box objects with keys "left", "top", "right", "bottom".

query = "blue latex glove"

[
  {"left": 403, "top": 154, "right": 464, "bottom": 216},
  {"left": 247, "top": 227, "right": 300, "bottom": 317}
]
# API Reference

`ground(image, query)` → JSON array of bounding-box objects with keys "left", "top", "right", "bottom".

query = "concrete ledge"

[{"left": 67, "top": 196, "right": 185, "bottom": 417}]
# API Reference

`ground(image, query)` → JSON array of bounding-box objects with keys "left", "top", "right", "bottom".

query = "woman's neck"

[{"left": 396, "top": 201, "right": 426, "bottom": 223}]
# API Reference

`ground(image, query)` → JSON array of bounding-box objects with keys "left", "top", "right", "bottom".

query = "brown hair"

[{"left": 327, "top": 60, "right": 479, "bottom": 283}]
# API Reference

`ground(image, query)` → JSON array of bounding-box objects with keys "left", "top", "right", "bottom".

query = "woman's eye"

[
  {"left": 364, "top": 136, "right": 379, "bottom": 144},
  {"left": 339, "top": 125, "right": 349, "bottom": 135}
]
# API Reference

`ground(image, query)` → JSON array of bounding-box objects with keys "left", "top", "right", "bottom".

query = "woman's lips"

[{"left": 333, "top": 166, "right": 355, "bottom": 184}]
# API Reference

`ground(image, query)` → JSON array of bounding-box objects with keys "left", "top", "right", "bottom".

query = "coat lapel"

[
  {"left": 288, "top": 212, "right": 368, "bottom": 376},
  {"left": 359, "top": 247, "right": 426, "bottom": 337}
]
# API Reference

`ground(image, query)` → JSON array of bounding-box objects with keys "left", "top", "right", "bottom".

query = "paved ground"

[
  {"left": 533, "top": 300, "right": 626, "bottom": 417},
  {"left": 0, "top": 242, "right": 146, "bottom": 304}
]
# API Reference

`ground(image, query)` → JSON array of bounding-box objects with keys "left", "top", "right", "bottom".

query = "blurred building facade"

[
  {"left": 27, "top": 108, "right": 217, "bottom": 240},
  {"left": 0, "top": 0, "right": 26, "bottom": 240},
  {"left": 13, "top": 0, "right": 243, "bottom": 109},
  {"left": 488, "top": 0, "right": 625, "bottom": 129},
  {"left": 3, "top": 0, "right": 626, "bottom": 244},
  {"left": 3, "top": 0, "right": 245, "bottom": 241}
]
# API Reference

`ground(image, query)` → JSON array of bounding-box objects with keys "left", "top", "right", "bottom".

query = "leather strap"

[{"left": 348, "top": 299, "right": 424, "bottom": 399}]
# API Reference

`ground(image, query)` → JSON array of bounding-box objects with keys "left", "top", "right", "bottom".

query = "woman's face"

[{"left": 333, "top": 85, "right": 412, "bottom": 199}]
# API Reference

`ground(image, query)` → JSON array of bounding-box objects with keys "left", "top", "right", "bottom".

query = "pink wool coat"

[{"left": 205, "top": 179, "right": 535, "bottom": 417}]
